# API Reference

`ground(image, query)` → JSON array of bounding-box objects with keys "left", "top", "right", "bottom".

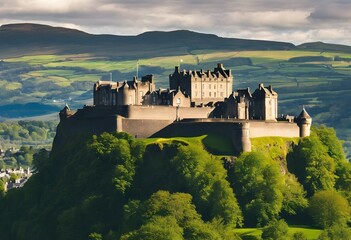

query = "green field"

[{"left": 234, "top": 226, "right": 322, "bottom": 240}]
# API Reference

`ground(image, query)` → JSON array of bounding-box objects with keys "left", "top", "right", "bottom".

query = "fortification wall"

[
  {"left": 56, "top": 106, "right": 302, "bottom": 154},
  {"left": 121, "top": 119, "right": 173, "bottom": 138},
  {"left": 54, "top": 114, "right": 118, "bottom": 148},
  {"left": 249, "top": 121, "right": 299, "bottom": 138},
  {"left": 126, "top": 105, "right": 214, "bottom": 120}
]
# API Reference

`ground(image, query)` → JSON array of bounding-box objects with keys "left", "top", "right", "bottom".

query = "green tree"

[
  {"left": 89, "top": 132, "right": 145, "bottom": 194},
  {"left": 291, "top": 231, "right": 307, "bottom": 240},
  {"left": 10, "top": 173, "right": 19, "bottom": 182},
  {"left": 32, "top": 148, "right": 50, "bottom": 172},
  {"left": 88, "top": 232, "right": 103, "bottom": 240},
  {"left": 171, "top": 145, "right": 242, "bottom": 227},
  {"left": 281, "top": 173, "right": 308, "bottom": 216},
  {"left": 287, "top": 135, "right": 336, "bottom": 196},
  {"left": 335, "top": 161, "right": 351, "bottom": 202},
  {"left": 313, "top": 126, "right": 346, "bottom": 163},
  {"left": 0, "top": 179, "right": 6, "bottom": 196},
  {"left": 309, "top": 190, "right": 351, "bottom": 228},
  {"left": 121, "top": 191, "right": 233, "bottom": 240},
  {"left": 317, "top": 225, "right": 351, "bottom": 240},
  {"left": 121, "top": 216, "right": 184, "bottom": 240},
  {"left": 261, "top": 219, "right": 289, "bottom": 240},
  {"left": 230, "top": 152, "right": 284, "bottom": 226}
]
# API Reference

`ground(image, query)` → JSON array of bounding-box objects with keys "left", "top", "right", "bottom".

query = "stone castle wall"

[
  {"left": 122, "top": 119, "right": 173, "bottom": 138},
  {"left": 57, "top": 105, "right": 307, "bottom": 154},
  {"left": 249, "top": 121, "right": 299, "bottom": 138},
  {"left": 125, "top": 105, "right": 214, "bottom": 120}
]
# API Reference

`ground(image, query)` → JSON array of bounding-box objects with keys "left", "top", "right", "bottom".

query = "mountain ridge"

[{"left": 1, "top": 23, "right": 351, "bottom": 59}]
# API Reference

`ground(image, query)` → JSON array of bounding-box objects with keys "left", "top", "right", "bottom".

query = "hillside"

[
  {"left": 2, "top": 23, "right": 351, "bottom": 60},
  {"left": 0, "top": 125, "right": 349, "bottom": 239},
  {"left": 0, "top": 23, "right": 296, "bottom": 58}
]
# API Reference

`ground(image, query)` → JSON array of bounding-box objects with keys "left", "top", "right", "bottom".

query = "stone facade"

[
  {"left": 143, "top": 87, "right": 191, "bottom": 107},
  {"left": 251, "top": 83, "right": 278, "bottom": 121},
  {"left": 224, "top": 83, "right": 278, "bottom": 121},
  {"left": 93, "top": 75, "right": 155, "bottom": 106},
  {"left": 94, "top": 75, "right": 191, "bottom": 108},
  {"left": 169, "top": 63, "right": 233, "bottom": 106}
]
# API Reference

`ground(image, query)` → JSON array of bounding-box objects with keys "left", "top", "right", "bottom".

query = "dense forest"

[{"left": 0, "top": 126, "right": 350, "bottom": 239}]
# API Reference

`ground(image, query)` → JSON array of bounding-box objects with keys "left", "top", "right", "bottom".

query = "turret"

[
  {"left": 59, "top": 103, "right": 74, "bottom": 121},
  {"left": 241, "top": 122, "right": 251, "bottom": 152},
  {"left": 295, "top": 108, "right": 312, "bottom": 137}
]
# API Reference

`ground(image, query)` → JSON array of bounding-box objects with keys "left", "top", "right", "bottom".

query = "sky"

[{"left": 1, "top": 0, "right": 351, "bottom": 45}]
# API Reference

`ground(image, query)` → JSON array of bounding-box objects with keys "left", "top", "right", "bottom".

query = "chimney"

[
  {"left": 268, "top": 85, "right": 273, "bottom": 92},
  {"left": 217, "top": 63, "right": 223, "bottom": 69}
]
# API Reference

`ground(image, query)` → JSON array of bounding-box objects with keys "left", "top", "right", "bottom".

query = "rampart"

[
  {"left": 125, "top": 105, "right": 214, "bottom": 120},
  {"left": 56, "top": 105, "right": 307, "bottom": 154}
]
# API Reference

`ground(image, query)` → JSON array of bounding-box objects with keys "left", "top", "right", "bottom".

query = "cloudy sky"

[{"left": 1, "top": 0, "right": 351, "bottom": 45}]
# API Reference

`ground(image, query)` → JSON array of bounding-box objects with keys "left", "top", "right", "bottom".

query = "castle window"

[
  {"left": 195, "top": 84, "right": 197, "bottom": 89},
  {"left": 214, "top": 85, "right": 216, "bottom": 89},
  {"left": 214, "top": 92, "right": 216, "bottom": 97},
  {"left": 220, "top": 84, "right": 222, "bottom": 89},
  {"left": 209, "top": 84, "right": 211, "bottom": 89},
  {"left": 220, "top": 92, "right": 224, "bottom": 97},
  {"left": 209, "top": 92, "right": 211, "bottom": 97}
]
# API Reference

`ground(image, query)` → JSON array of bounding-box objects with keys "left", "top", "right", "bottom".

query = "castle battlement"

[{"left": 58, "top": 64, "right": 312, "bottom": 154}]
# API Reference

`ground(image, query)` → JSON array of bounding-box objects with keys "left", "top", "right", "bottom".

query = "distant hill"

[
  {"left": 0, "top": 23, "right": 296, "bottom": 58},
  {"left": 0, "top": 103, "right": 60, "bottom": 118},
  {"left": 296, "top": 41, "right": 351, "bottom": 53}
]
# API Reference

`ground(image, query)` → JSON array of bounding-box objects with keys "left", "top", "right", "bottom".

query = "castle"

[{"left": 58, "top": 64, "right": 312, "bottom": 153}]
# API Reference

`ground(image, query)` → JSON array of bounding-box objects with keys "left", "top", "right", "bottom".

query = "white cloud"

[
  {"left": 222, "top": 10, "right": 311, "bottom": 29},
  {"left": 0, "top": 0, "right": 350, "bottom": 45}
]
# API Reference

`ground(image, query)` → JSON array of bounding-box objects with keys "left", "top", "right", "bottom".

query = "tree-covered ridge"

[
  {"left": 0, "top": 120, "right": 57, "bottom": 168},
  {"left": 0, "top": 120, "right": 57, "bottom": 143},
  {"left": 0, "top": 126, "right": 350, "bottom": 239}
]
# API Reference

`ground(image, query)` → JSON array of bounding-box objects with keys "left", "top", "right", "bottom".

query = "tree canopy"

[{"left": 0, "top": 125, "right": 349, "bottom": 239}]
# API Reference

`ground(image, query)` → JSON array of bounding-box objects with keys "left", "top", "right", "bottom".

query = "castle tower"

[
  {"left": 251, "top": 83, "right": 278, "bottom": 121},
  {"left": 295, "top": 108, "right": 312, "bottom": 137},
  {"left": 241, "top": 122, "right": 252, "bottom": 152},
  {"left": 169, "top": 63, "right": 233, "bottom": 106}
]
